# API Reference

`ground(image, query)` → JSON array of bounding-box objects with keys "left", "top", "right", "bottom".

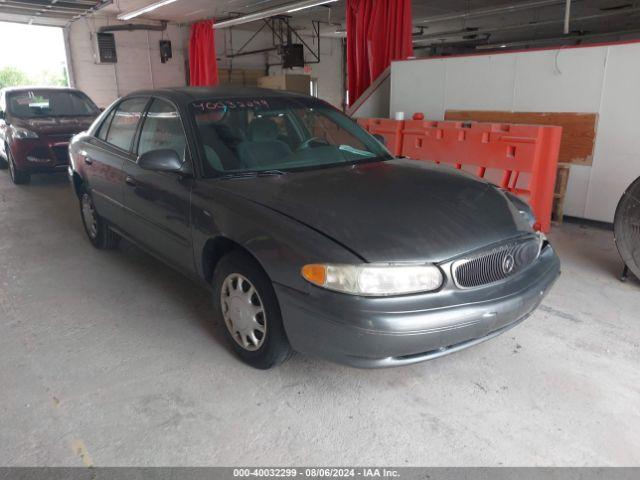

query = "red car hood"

[{"left": 12, "top": 116, "right": 96, "bottom": 137}]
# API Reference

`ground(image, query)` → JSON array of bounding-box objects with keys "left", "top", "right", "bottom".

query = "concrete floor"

[{"left": 1, "top": 170, "right": 639, "bottom": 467}]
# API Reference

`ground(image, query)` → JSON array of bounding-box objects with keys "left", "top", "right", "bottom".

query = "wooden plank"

[{"left": 445, "top": 110, "right": 598, "bottom": 166}]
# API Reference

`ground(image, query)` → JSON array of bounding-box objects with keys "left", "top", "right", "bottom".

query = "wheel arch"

[
  {"left": 71, "top": 171, "right": 86, "bottom": 198},
  {"left": 201, "top": 236, "right": 270, "bottom": 285}
]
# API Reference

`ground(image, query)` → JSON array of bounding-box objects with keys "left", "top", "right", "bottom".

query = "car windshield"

[
  {"left": 7, "top": 90, "right": 99, "bottom": 118},
  {"left": 190, "top": 96, "right": 392, "bottom": 176}
]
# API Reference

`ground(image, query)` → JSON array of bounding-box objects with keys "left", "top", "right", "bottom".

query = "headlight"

[
  {"left": 301, "top": 263, "right": 444, "bottom": 296},
  {"left": 537, "top": 231, "right": 548, "bottom": 252},
  {"left": 13, "top": 127, "right": 38, "bottom": 139}
]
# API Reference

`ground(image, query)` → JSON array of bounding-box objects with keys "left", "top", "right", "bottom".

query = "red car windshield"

[{"left": 7, "top": 90, "right": 99, "bottom": 119}]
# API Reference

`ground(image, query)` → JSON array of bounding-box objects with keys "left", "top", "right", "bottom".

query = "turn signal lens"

[
  {"left": 301, "top": 263, "right": 443, "bottom": 297},
  {"left": 301, "top": 264, "right": 327, "bottom": 286}
]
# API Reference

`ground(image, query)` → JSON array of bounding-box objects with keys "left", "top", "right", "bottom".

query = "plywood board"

[{"left": 445, "top": 110, "right": 598, "bottom": 166}]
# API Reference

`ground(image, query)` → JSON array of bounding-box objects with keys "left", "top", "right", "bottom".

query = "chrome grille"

[{"left": 453, "top": 237, "right": 541, "bottom": 288}]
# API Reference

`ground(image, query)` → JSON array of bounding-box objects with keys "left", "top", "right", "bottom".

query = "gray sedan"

[{"left": 68, "top": 86, "right": 560, "bottom": 369}]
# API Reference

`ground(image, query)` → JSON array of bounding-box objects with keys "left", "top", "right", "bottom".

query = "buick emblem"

[{"left": 502, "top": 254, "right": 515, "bottom": 274}]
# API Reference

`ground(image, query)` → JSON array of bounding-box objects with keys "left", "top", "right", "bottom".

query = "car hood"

[
  {"left": 11, "top": 115, "right": 96, "bottom": 136},
  {"left": 213, "top": 159, "right": 533, "bottom": 263}
]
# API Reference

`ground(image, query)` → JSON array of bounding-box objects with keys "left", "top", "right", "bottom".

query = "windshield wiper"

[
  {"left": 219, "top": 169, "right": 287, "bottom": 179},
  {"left": 344, "top": 155, "right": 392, "bottom": 166}
]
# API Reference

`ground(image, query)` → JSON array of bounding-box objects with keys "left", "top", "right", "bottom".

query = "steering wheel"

[{"left": 297, "top": 136, "right": 329, "bottom": 151}]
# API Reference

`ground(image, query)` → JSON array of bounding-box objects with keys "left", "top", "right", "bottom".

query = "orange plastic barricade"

[
  {"left": 356, "top": 117, "right": 404, "bottom": 156},
  {"left": 357, "top": 115, "right": 562, "bottom": 232}
]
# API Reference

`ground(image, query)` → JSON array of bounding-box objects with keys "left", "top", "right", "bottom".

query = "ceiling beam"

[{"left": 413, "top": 6, "right": 640, "bottom": 44}]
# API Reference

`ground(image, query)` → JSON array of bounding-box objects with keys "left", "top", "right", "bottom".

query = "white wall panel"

[
  {"left": 445, "top": 54, "right": 517, "bottom": 112},
  {"left": 562, "top": 164, "right": 591, "bottom": 218},
  {"left": 351, "top": 76, "right": 390, "bottom": 118},
  {"left": 585, "top": 44, "right": 640, "bottom": 221},
  {"left": 390, "top": 59, "right": 446, "bottom": 119},
  {"left": 513, "top": 47, "right": 606, "bottom": 112}
]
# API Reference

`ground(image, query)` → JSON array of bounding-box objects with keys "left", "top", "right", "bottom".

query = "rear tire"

[
  {"left": 7, "top": 149, "right": 30, "bottom": 184},
  {"left": 79, "top": 190, "right": 120, "bottom": 249},
  {"left": 212, "top": 251, "right": 292, "bottom": 369}
]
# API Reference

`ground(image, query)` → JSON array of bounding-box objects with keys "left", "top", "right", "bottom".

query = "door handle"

[
  {"left": 125, "top": 176, "right": 137, "bottom": 187},
  {"left": 83, "top": 156, "right": 93, "bottom": 165}
]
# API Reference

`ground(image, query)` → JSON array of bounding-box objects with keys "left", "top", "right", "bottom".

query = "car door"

[
  {"left": 120, "top": 97, "right": 194, "bottom": 272},
  {"left": 81, "top": 97, "right": 149, "bottom": 225}
]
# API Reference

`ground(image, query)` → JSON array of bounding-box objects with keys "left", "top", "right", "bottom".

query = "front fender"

[{"left": 191, "top": 183, "right": 363, "bottom": 292}]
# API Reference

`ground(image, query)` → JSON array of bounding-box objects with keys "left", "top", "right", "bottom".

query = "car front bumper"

[
  {"left": 11, "top": 137, "right": 71, "bottom": 173},
  {"left": 275, "top": 245, "right": 560, "bottom": 368}
]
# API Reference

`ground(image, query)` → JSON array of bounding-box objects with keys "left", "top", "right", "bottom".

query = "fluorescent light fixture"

[
  {"left": 215, "top": 0, "right": 338, "bottom": 29},
  {"left": 287, "top": 0, "right": 338, "bottom": 13},
  {"left": 117, "top": 0, "right": 178, "bottom": 21}
]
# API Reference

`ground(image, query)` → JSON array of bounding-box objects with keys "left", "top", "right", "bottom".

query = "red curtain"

[
  {"left": 346, "top": 0, "right": 413, "bottom": 106},
  {"left": 189, "top": 19, "right": 219, "bottom": 86}
]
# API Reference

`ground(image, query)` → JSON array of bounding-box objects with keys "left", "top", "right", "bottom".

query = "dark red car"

[{"left": 0, "top": 87, "right": 100, "bottom": 184}]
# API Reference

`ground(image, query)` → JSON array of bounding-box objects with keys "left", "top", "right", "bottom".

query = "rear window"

[{"left": 7, "top": 90, "right": 99, "bottom": 118}]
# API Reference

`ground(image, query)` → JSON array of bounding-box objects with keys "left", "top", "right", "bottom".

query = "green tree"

[
  {"left": 35, "top": 65, "right": 69, "bottom": 87},
  {"left": 0, "top": 66, "right": 31, "bottom": 88}
]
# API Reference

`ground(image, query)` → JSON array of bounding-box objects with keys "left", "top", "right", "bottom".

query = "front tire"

[
  {"left": 7, "top": 149, "right": 30, "bottom": 184},
  {"left": 212, "top": 251, "right": 292, "bottom": 369},
  {"left": 0, "top": 147, "right": 8, "bottom": 170},
  {"left": 79, "top": 190, "right": 120, "bottom": 249}
]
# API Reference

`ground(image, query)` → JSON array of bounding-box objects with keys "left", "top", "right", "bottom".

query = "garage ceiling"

[
  {"left": 0, "top": 0, "right": 112, "bottom": 26},
  {"left": 3, "top": 0, "right": 640, "bottom": 54},
  {"left": 98, "top": 0, "right": 640, "bottom": 54}
]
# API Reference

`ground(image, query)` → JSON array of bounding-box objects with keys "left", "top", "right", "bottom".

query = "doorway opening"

[{"left": 0, "top": 21, "right": 69, "bottom": 89}]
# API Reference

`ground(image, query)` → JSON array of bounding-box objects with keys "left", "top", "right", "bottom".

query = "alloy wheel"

[{"left": 220, "top": 273, "right": 267, "bottom": 351}]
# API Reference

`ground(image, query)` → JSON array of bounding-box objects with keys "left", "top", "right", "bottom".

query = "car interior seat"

[{"left": 237, "top": 117, "right": 292, "bottom": 169}]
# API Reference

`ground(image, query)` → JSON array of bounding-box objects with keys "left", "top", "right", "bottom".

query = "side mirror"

[
  {"left": 138, "top": 149, "right": 183, "bottom": 173},
  {"left": 373, "top": 133, "right": 386, "bottom": 146}
]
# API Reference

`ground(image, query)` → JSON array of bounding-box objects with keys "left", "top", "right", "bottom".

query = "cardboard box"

[{"left": 258, "top": 74, "right": 311, "bottom": 95}]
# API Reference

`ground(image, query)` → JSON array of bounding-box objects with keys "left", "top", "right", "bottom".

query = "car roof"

[
  {"left": 1, "top": 86, "right": 85, "bottom": 94},
  {"left": 126, "top": 86, "right": 311, "bottom": 104}
]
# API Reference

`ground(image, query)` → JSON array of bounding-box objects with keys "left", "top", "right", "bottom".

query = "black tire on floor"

[
  {"left": 7, "top": 149, "right": 30, "bottom": 184},
  {"left": 0, "top": 150, "right": 8, "bottom": 170},
  {"left": 79, "top": 190, "right": 120, "bottom": 250},
  {"left": 212, "top": 250, "right": 292, "bottom": 369}
]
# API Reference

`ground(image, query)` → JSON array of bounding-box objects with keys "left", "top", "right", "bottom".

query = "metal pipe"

[
  {"left": 98, "top": 21, "right": 167, "bottom": 32},
  {"left": 413, "top": 7, "right": 640, "bottom": 44},
  {"left": 417, "top": 0, "right": 566, "bottom": 25},
  {"left": 564, "top": 0, "right": 571, "bottom": 34},
  {"left": 214, "top": 0, "right": 337, "bottom": 29},
  {"left": 476, "top": 27, "right": 640, "bottom": 50}
]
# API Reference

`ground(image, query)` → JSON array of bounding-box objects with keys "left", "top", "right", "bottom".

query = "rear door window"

[
  {"left": 96, "top": 108, "right": 116, "bottom": 141},
  {"left": 105, "top": 97, "right": 148, "bottom": 151}
]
